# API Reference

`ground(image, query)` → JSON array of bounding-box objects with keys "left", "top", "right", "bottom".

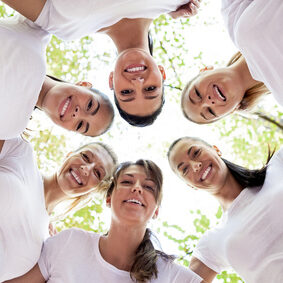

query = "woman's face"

[
  {"left": 57, "top": 144, "right": 114, "bottom": 197},
  {"left": 108, "top": 165, "right": 159, "bottom": 226},
  {"left": 42, "top": 83, "right": 112, "bottom": 136},
  {"left": 109, "top": 48, "right": 165, "bottom": 116},
  {"left": 182, "top": 68, "right": 244, "bottom": 123},
  {"left": 169, "top": 139, "right": 228, "bottom": 191}
]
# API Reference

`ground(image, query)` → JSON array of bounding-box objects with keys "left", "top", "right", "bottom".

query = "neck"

[
  {"left": 99, "top": 222, "right": 146, "bottom": 271},
  {"left": 43, "top": 174, "right": 67, "bottom": 214},
  {"left": 211, "top": 173, "right": 244, "bottom": 212},
  {"left": 101, "top": 18, "right": 152, "bottom": 54},
  {"left": 231, "top": 55, "right": 259, "bottom": 91},
  {"left": 36, "top": 76, "right": 56, "bottom": 109}
]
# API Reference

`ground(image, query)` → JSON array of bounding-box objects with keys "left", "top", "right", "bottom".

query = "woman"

[
  {"left": 0, "top": 15, "right": 114, "bottom": 139},
  {"left": 5, "top": 160, "right": 204, "bottom": 282},
  {"left": 0, "top": 136, "right": 117, "bottom": 281},
  {"left": 167, "top": 136, "right": 283, "bottom": 282},
  {"left": 1, "top": 0, "right": 200, "bottom": 126},
  {"left": 181, "top": 52, "right": 269, "bottom": 124}
]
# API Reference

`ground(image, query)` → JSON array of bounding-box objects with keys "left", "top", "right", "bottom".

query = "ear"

[
  {"left": 108, "top": 72, "right": 114, "bottom": 90},
  {"left": 66, "top": 151, "right": 73, "bottom": 158},
  {"left": 199, "top": 65, "right": 214, "bottom": 73},
  {"left": 158, "top": 65, "right": 166, "bottom": 81},
  {"left": 106, "top": 195, "right": 111, "bottom": 208},
  {"left": 152, "top": 207, "right": 159, "bottom": 219},
  {"left": 212, "top": 145, "right": 222, "bottom": 156},
  {"left": 76, "top": 81, "right": 92, "bottom": 88}
]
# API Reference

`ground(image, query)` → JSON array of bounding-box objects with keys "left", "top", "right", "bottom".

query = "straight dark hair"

[
  {"left": 107, "top": 160, "right": 174, "bottom": 282},
  {"left": 168, "top": 137, "right": 275, "bottom": 189}
]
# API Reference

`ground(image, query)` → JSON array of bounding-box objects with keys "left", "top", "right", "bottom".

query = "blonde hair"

[{"left": 227, "top": 51, "right": 270, "bottom": 111}]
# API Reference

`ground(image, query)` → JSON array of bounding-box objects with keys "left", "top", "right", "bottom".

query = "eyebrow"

[
  {"left": 200, "top": 113, "right": 208, "bottom": 120},
  {"left": 83, "top": 122, "right": 89, "bottom": 134},
  {"left": 177, "top": 147, "right": 193, "bottom": 170},
  {"left": 189, "top": 95, "right": 196, "bottom": 105},
  {"left": 125, "top": 173, "right": 134, "bottom": 177},
  {"left": 145, "top": 95, "right": 159, "bottom": 100},
  {"left": 120, "top": 97, "right": 135, "bottom": 102}
]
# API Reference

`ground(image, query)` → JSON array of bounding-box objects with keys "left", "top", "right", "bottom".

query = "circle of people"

[{"left": 1, "top": 0, "right": 282, "bottom": 282}]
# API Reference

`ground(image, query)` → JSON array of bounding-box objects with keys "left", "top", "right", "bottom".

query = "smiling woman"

[
  {"left": 4, "top": 160, "right": 204, "bottom": 283},
  {"left": 181, "top": 52, "right": 269, "bottom": 124},
  {"left": 167, "top": 136, "right": 283, "bottom": 282},
  {"left": 0, "top": 137, "right": 117, "bottom": 281}
]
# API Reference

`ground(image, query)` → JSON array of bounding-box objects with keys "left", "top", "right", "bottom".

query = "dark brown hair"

[{"left": 107, "top": 159, "right": 174, "bottom": 282}]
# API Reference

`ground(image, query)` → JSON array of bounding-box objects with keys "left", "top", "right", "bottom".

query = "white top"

[
  {"left": 0, "top": 16, "right": 50, "bottom": 139},
  {"left": 35, "top": 0, "right": 188, "bottom": 40},
  {"left": 38, "top": 228, "right": 203, "bottom": 283},
  {"left": 0, "top": 137, "right": 49, "bottom": 281},
  {"left": 193, "top": 147, "right": 283, "bottom": 283},
  {"left": 221, "top": 0, "right": 283, "bottom": 107}
]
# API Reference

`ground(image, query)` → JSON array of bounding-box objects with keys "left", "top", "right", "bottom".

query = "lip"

[
  {"left": 199, "top": 163, "right": 212, "bottom": 182},
  {"left": 123, "top": 198, "right": 145, "bottom": 207},
  {"left": 212, "top": 84, "right": 226, "bottom": 102},
  {"left": 69, "top": 168, "right": 84, "bottom": 186},
  {"left": 59, "top": 96, "right": 72, "bottom": 120},
  {"left": 124, "top": 64, "right": 147, "bottom": 73}
]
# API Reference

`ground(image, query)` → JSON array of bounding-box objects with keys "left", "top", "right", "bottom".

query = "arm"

[
  {"left": 169, "top": 0, "right": 201, "bottom": 19},
  {"left": 1, "top": 0, "right": 46, "bottom": 21},
  {"left": 3, "top": 264, "right": 45, "bottom": 283},
  {"left": 190, "top": 257, "right": 218, "bottom": 283}
]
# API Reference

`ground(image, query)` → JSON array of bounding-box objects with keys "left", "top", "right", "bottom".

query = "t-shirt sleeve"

[
  {"left": 193, "top": 229, "right": 229, "bottom": 273},
  {"left": 171, "top": 262, "right": 203, "bottom": 283}
]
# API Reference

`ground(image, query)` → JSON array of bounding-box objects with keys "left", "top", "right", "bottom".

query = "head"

[
  {"left": 181, "top": 52, "right": 269, "bottom": 124},
  {"left": 41, "top": 77, "right": 114, "bottom": 136},
  {"left": 106, "top": 160, "right": 173, "bottom": 282},
  {"left": 106, "top": 159, "right": 163, "bottom": 226},
  {"left": 57, "top": 142, "right": 117, "bottom": 203},
  {"left": 168, "top": 136, "right": 272, "bottom": 191},
  {"left": 109, "top": 49, "right": 166, "bottom": 126}
]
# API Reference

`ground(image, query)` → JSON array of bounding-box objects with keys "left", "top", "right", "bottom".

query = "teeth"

[
  {"left": 60, "top": 98, "right": 71, "bottom": 117},
  {"left": 125, "top": 199, "right": 143, "bottom": 206},
  {"left": 70, "top": 169, "right": 82, "bottom": 185},
  {"left": 213, "top": 85, "right": 226, "bottom": 101},
  {"left": 201, "top": 166, "right": 211, "bottom": 181},
  {"left": 126, "top": 66, "right": 145, "bottom": 72}
]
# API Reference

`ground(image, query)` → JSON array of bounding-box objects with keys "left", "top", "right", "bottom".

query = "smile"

[
  {"left": 213, "top": 85, "right": 226, "bottom": 101},
  {"left": 70, "top": 169, "right": 83, "bottom": 185},
  {"left": 124, "top": 64, "right": 147, "bottom": 73},
  {"left": 60, "top": 96, "right": 71, "bottom": 118},
  {"left": 200, "top": 165, "right": 212, "bottom": 181},
  {"left": 124, "top": 199, "right": 144, "bottom": 206}
]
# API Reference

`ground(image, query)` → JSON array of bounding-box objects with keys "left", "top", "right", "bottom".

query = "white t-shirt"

[
  {"left": 38, "top": 228, "right": 203, "bottom": 283},
  {"left": 0, "top": 137, "right": 49, "bottom": 281},
  {"left": 193, "top": 147, "right": 283, "bottom": 283},
  {"left": 34, "top": 0, "right": 188, "bottom": 40},
  {"left": 0, "top": 15, "right": 50, "bottom": 139},
  {"left": 221, "top": 0, "right": 283, "bottom": 107}
]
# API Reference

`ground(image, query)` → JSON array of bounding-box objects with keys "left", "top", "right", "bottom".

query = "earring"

[{"left": 212, "top": 145, "right": 222, "bottom": 156}]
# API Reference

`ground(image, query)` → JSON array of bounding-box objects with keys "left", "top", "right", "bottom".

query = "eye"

[
  {"left": 76, "top": 121, "right": 83, "bottom": 131},
  {"left": 81, "top": 152, "right": 90, "bottom": 163},
  {"left": 144, "top": 86, "right": 156, "bottom": 92},
  {"left": 87, "top": 99, "right": 93, "bottom": 111},
  {"left": 121, "top": 180, "right": 132, "bottom": 185},
  {"left": 195, "top": 88, "right": 202, "bottom": 99},
  {"left": 182, "top": 166, "right": 188, "bottom": 176},
  {"left": 193, "top": 149, "right": 201, "bottom": 158},
  {"left": 144, "top": 185, "right": 154, "bottom": 192},
  {"left": 208, "top": 107, "right": 216, "bottom": 117},
  {"left": 121, "top": 89, "right": 134, "bottom": 95}
]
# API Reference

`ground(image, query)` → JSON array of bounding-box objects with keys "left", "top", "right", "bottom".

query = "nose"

[
  {"left": 131, "top": 180, "right": 143, "bottom": 194},
  {"left": 204, "top": 95, "right": 215, "bottom": 105},
  {"left": 131, "top": 77, "right": 144, "bottom": 85},
  {"left": 80, "top": 164, "right": 92, "bottom": 176},
  {"left": 72, "top": 106, "right": 80, "bottom": 118},
  {"left": 191, "top": 161, "right": 202, "bottom": 173}
]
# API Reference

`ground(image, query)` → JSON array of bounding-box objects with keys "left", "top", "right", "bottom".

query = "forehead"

[
  {"left": 82, "top": 145, "right": 113, "bottom": 166},
  {"left": 119, "top": 165, "right": 148, "bottom": 178}
]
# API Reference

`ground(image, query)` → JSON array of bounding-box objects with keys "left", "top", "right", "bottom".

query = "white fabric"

[
  {"left": 35, "top": 0, "right": 187, "bottom": 41},
  {"left": 221, "top": 0, "right": 283, "bottom": 107},
  {"left": 38, "top": 228, "right": 203, "bottom": 283},
  {"left": 0, "top": 15, "right": 50, "bottom": 139},
  {"left": 0, "top": 137, "right": 49, "bottom": 281},
  {"left": 193, "top": 147, "right": 283, "bottom": 283}
]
